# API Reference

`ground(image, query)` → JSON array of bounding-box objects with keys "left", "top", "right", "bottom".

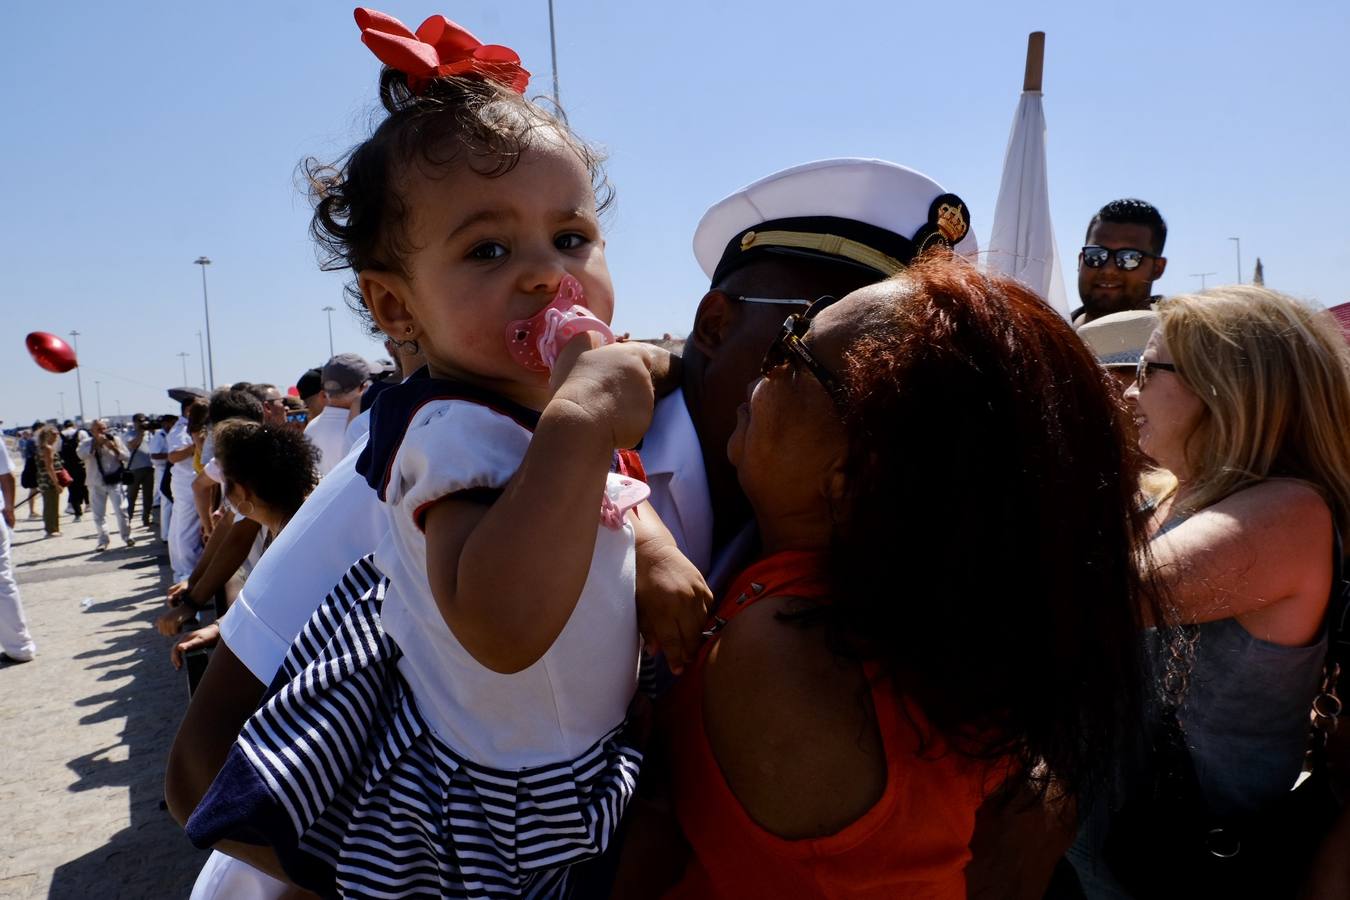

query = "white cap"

[{"left": 693, "top": 158, "right": 978, "bottom": 284}]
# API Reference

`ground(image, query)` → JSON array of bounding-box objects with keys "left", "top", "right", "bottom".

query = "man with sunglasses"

[{"left": 1073, "top": 198, "right": 1168, "bottom": 325}]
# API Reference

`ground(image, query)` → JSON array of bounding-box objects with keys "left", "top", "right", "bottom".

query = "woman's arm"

[{"left": 1147, "top": 479, "right": 1333, "bottom": 643}]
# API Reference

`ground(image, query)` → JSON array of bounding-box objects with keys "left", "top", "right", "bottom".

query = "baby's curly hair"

[
  {"left": 213, "top": 421, "right": 319, "bottom": 520},
  {"left": 306, "top": 68, "right": 613, "bottom": 334}
]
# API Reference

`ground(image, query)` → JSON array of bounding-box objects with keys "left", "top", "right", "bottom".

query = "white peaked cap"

[{"left": 693, "top": 158, "right": 978, "bottom": 283}]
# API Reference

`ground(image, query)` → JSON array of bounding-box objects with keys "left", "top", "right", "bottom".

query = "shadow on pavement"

[{"left": 47, "top": 548, "right": 207, "bottom": 899}]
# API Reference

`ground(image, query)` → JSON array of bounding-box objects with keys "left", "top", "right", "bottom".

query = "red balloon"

[
  {"left": 286, "top": 385, "right": 300, "bottom": 397},
  {"left": 25, "top": 332, "right": 78, "bottom": 373}
]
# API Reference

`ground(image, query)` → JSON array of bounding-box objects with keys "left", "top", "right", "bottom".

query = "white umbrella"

[{"left": 987, "top": 33, "right": 1069, "bottom": 319}]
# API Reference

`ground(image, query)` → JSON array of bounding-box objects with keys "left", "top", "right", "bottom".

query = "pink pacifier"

[
  {"left": 506, "top": 274, "right": 614, "bottom": 373},
  {"left": 601, "top": 475, "right": 651, "bottom": 531}
]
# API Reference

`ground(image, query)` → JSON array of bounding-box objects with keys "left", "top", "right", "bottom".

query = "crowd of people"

[{"left": 4, "top": 8, "right": 1349, "bottom": 900}]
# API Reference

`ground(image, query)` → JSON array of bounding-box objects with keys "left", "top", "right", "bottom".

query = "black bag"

[
  {"left": 159, "top": 462, "right": 173, "bottom": 503},
  {"left": 59, "top": 430, "right": 82, "bottom": 469},
  {"left": 20, "top": 448, "right": 37, "bottom": 490},
  {"left": 92, "top": 440, "right": 132, "bottom": 487},
  {"left": 1104, "top": 714, "right": 1342, "bottom": 897},
  {"left": 1103, "top": 531, "right": 1350, "bottom": 898}
]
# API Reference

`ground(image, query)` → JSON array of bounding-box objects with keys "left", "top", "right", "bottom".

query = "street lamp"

[
  {"left": 194, "top": 256, "right": 216, "bottom": 388},
  {"left": 547, "top": 0, "right": 561, "bottom": 105},
  {"left": 1228, "top": 237, "right": 1243, "bottom": 285},
  {"left": 322, "top": 306, "right": 336, "bottom": 357},
  {"left": 95, "top": 381, "right": 103, "bottom": 419},
  {"left": 1190, "top": 272, "right": 1218, "bottom": 290},
  {"left": 69, "top": 330, "right": 86, "bottom": 423},
  {"left": 196, "top": 331, "right": 207, "bottom": 389},
  {"left": 178, "top": 351, "right": 190, "bottom": 384},
  {"left": 58, "top": 391, "right": 65, "bottom": 418}
]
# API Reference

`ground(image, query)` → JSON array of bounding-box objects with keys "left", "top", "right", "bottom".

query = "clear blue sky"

[{"left": 4, "top": 0, "right": 1348, "bottom": 427}]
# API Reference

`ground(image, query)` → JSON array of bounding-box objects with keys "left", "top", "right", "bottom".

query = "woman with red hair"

[{"left": 619, "top": 255, "right": 1163, "bottom": 898}]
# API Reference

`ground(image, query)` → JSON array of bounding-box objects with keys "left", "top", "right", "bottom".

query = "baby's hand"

[
  {"left": 635, "top": 534, "right": 713, "bottom": 675},
  {"left": 550, "top": 336, "right": 659, "bottom": 449}
]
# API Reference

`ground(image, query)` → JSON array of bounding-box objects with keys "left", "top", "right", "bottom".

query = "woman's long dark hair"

[{"left": 821, "top": 255, "right": 1162, "bottom": 801}]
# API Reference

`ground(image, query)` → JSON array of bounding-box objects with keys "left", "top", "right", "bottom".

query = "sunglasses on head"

[
  {"left": 759, "top": 295, "right": 845, "bottom": 405},
  {"left": 1081, "top": 245, "right": 1157, "bottom": 271}
]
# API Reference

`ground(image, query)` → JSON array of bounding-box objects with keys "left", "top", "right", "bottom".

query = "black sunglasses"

[
  {"left": 760, "top": 295, "right": 845, "bottom": 405},
  {"left": 1081, "top": 245, "right": 1157, "bottom": 271},
  {"left": 1135, "top": 358, "right": 1178, "bottom": 389}
]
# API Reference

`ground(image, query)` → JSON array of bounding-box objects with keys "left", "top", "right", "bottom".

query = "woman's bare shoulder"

[
  {"left": 1156, "top": 478, "right": 1334, "bottom": 632},
  {"left": 701, "top": 595, "right": 886, "bottom": 840}
]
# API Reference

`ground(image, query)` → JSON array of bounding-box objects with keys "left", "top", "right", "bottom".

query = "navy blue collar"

[{"left": 355, "top": 367, "right": 541, "bottom": 500}]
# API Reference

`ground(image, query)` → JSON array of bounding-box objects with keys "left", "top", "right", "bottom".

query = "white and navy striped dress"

[{"left": 188, "top": 374, "right": 644, "bottom": 899}]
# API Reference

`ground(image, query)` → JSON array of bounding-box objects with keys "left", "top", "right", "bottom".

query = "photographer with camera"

[{"left": 78, "top": 419, "right": 135, "bottom": 552}]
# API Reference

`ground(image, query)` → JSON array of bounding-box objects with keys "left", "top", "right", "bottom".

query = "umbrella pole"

[{"left": 1023, "top": 32, "right": 1045, "bottom": 92}]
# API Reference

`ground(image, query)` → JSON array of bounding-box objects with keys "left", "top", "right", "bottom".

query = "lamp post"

[
  {"left": 194, "top": 256, "right": 216, "bottom": 388},
  {"left": 58, "top": 391, "right": 65, "bottom": 418},
  {"left": 322, "top": 306, "right": 336, "bottom": 357},
  {"left": 115, "top": 400, "right": 121, "bottom": 418},
  {"left": 1228, "top": 237, "right": 1242, "bottom": 285},
  {"left": 196, "top": 331, "right": 207, "bottom": 389},
  {"left": 95, "top": 380, "right": 103, "bottom": 419},
  {"left": 547, "top": 0, "right": 560, "bottom": 105},
  {"left": 1190, "top": 272, "right": 1218, "bottom": 290},
  {"left": 178, "top": 351, "right": 190, "bottom": 384},
  {"left": 69, "top": 330, "right": 86, "bottom": 423}
]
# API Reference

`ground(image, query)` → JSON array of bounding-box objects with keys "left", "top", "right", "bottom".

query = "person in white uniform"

[
  {"left": 149, "top": 413, "right": 175, "bottom": 542},
  {"left": 166, "top": 388, "right": 207, "bottom": 581},
  {"left": 0, "top": 439, "right": 37, "bottom": 662}
]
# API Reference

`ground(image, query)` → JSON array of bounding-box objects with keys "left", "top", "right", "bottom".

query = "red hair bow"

[{"left": 353, "top": 8, "right": 530, "bottom": 95}]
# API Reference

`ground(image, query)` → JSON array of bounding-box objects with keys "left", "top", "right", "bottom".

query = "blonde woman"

[
  {"left": 34, "top": 425, "right": 65, "bottom": 537},
  {"left": 1084, "top": 287, "right": 1350, "bottom": 896}
]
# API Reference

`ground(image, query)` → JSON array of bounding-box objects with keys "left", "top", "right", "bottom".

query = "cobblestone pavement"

[{"left": 0, "top": 498, "right": 208, "bottom": 899}]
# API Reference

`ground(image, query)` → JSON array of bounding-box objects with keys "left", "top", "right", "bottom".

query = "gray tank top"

[{"left": 1156, "top": 516, "right": 1328, "bottom": 818}]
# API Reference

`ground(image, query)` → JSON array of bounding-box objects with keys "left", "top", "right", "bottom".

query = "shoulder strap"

[{"left": 1326, "top": 526, "right": 1350, "bottom": 668}]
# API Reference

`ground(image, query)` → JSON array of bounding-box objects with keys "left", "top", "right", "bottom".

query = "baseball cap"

[
  {"left": 321, "top": 353, "right": 372, "bottom": 394},
  {"left": 296, "top": 367, "right": 324, "bottom": 400}
]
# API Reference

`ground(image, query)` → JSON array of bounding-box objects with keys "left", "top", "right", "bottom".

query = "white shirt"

[
  {"left": 167, "top": 416, "right": 195, "bottom": 481},
  {"left": 147, "top": 430, "right": 168, "bottom": 466},
  {"left": 304, "top": 406, "right": 350, "bottom": 478},
  {"left": 640, "top": 390, "right": 714, "bottom": 575},
  {"left": 376, "top": 399, "right": 637, "bottom": 769},
  {"left": 0, "top": 441, "right": 12, "bottom": 477},
  {"left": 344, "top": 408, "right": 371, "bottom": 458},
  {"left": 218, "top": 434, "right": 384, "bottom": 682}
]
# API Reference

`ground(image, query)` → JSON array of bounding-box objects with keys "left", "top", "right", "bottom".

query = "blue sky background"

[{"left": 3, "top": 0, "right": 1348, "bottom": 426}]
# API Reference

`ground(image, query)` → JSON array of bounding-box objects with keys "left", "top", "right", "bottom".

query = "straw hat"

[{"left": 1077, "top": 309, "right": 1159, "bottom": 368}]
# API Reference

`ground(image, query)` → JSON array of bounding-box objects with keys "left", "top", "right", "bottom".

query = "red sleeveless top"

[{"left": 663, "top": 551, "right": 990, "bottom": 900}]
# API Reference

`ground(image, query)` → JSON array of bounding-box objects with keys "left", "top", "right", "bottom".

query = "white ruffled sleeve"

[{"left": 383, "top": 399, "right": 533, "bottom": 530}]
